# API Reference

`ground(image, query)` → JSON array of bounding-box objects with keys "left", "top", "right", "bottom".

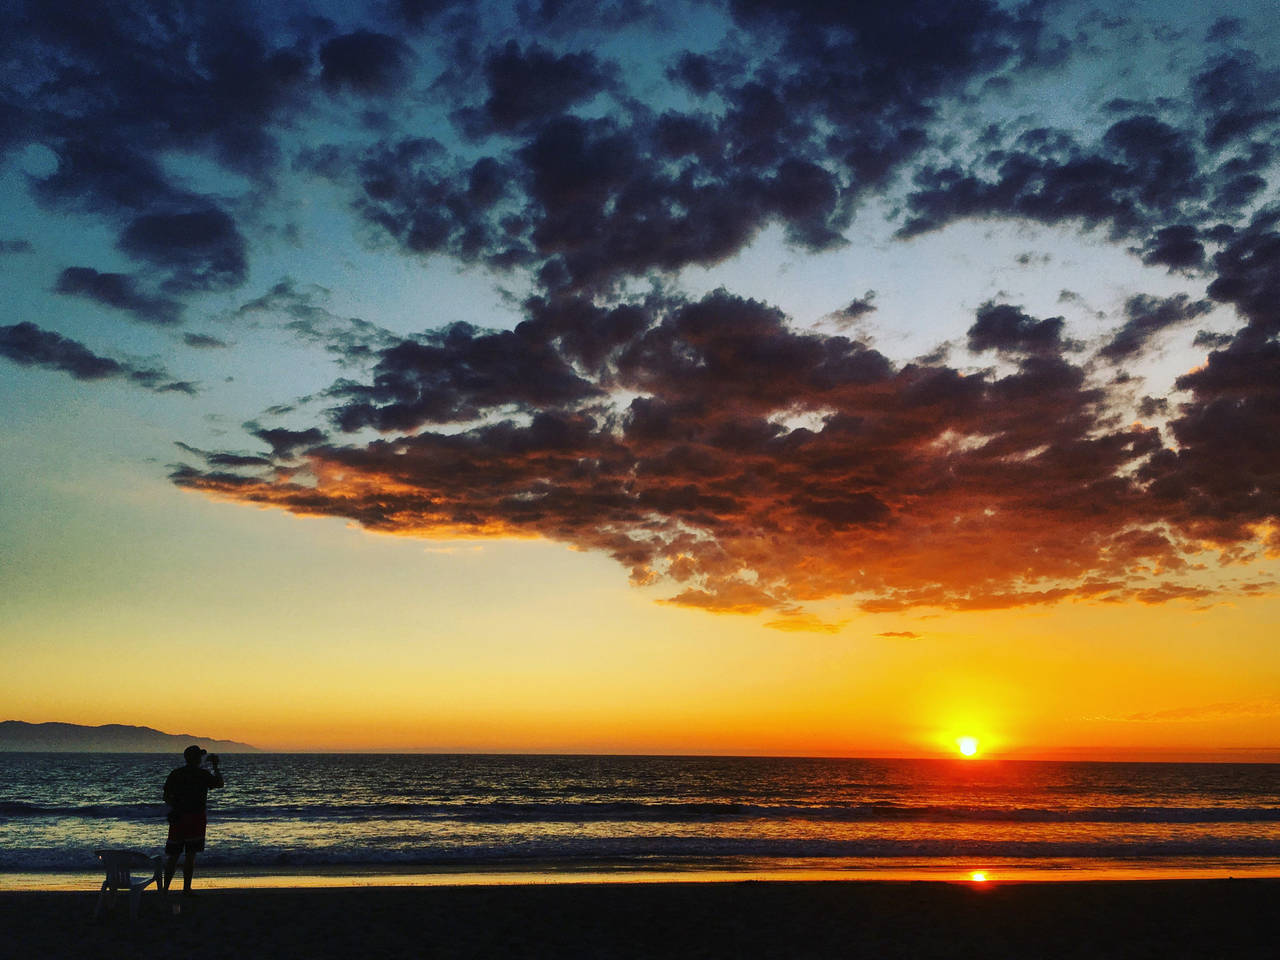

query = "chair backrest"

[{"left": 94, "top": 850, "right": 157, "bottom": 886}]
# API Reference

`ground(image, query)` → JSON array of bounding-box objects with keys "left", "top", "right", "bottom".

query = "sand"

[{"left": 4, "top": 879, "right": 1278, "bottom": 959}]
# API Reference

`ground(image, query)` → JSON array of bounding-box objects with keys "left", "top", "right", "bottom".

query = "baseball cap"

[{"left": 184, "top": 745, "right": 207, "bottom": 762}]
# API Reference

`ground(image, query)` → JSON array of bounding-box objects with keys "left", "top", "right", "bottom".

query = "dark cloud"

[
  {"left": 1137, "top": 396, "right": 1168, "bottom": 419},
  {"left": 319, "top": 30, "right": 411, "bottom": 95},
  {"left": 1193, "top": 330, "right": 1233, "bottom": 350},
  {"left": 1205, "top": 220, "right": 1280, "bottom": 338},
  {"left": 31, "top": 141, "right": 185, "bottom": 217},
  {"left": 249, "top": 425, "right": 328, "bottom": 459},
  {"left": 473, "top": 41, "right": 614, "bottom": 133},
  {"left": 900, "top": 114, "right": 1208, "bottom": 241},
  {"left": 150, "top": 378, "right": 199, "bottom": 395},
  {"left": 1205, "top": 17, "right": 1243, "bottom": 43},
  {"left": 347, "top": 0, "right": 1049, "bottom": 291},
  {"left": 1210, "top": 161, "right": 1267, "bottom": 214},
  {"left": 0, "top": 321, "right": 193, "bottom": 393},
  {"left": 1192, "top": 53, "right": 1280, "bottom": 151},
  {"left": 54, "top": 267, "right": 183, "bottom": 325},
  {"left": 2, "top": 2, "right": 311, "bottom": 182},
  {"left": 1102, "top": 115, "right": 1200, "bottom": 206},
  {"left": 1138, "top": 333, "right": 1280, "bottom": 545},
  {"left": 0, "top": 321, "right": 121, "bottom": 381},
  {"left": 1137, "top": 225, "right": 1205, "bottom": 271},
  {"left": 2, "top": 0, "right": 1270, "bottom": 313},
  {"left": 234, "top": 278, "right": 400, "bottom": 365},
  {"left": 328, "top": 318, "right": 604, "bottom": 432},
  {"left": 1098, "top": 294, "right": 1212, "bottom": 362},
  {"left": 895, "top": 37, "right": 1277, "bottom": 257},
  {"left": 967, "top": 302, "right": 1065, "bottom": 356},
  {"left": 172, "top": 290, "right": 1278, "bottom": 619},
  {"left": 351, "top": 138, "right": 523, "bottom": 267},
  {"left": 667, "top": 52, "right": 731, "bottom": 97},
  {"left": 118, "top": 207, "right": 248, "bottom": 294},
  {"left": 830, "top": 292, "right": 877, "bottom": 326},
  {"left": 0, "top": 1, "right": 308, "bottom": 328},
  {"left": 517, "top": 0, "right": 661, "bottom": 33},
  {"left": 1131, "top": 222, "right": 1280, "bottom": 544},
  {"left": 356, "top": 107, "right": 856, "bottom": 291},
  {"left": 183, "top": 332, "right": 230, "bottom": 349},
  {"left": 725, "top": 0, "right": 1018, "bottom": 87},
  {"left": 391, "top": 0, "right": 467, "bottom": 29},
  {"left": 0, "top": 239, "right": 33, "bottom": 254},
  {"left": 176, "top": 442, "right": 271, "bottom": 469}
]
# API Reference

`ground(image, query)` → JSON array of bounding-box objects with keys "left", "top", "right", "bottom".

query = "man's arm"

[
  {"left": 208, "top": 758, "right": 224, "bottom": 789},
  {"left": 163, "top": 770, "right": 176, "bottom": 805}
]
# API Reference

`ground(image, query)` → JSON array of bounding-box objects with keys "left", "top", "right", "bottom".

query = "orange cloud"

[
  {"left": 172, "top": 289, "right": 1280, "bottom": 618},
  {"left": 1101, "top": 698, "right": 1280, "bottom": 723}
]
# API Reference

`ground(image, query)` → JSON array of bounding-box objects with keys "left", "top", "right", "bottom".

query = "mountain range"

[{"left": 0, "top": 721, "right": 259, "bottom": 752}]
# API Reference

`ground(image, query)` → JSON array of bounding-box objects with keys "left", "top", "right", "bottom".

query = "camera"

[{"left": 208, "top": 754, "right": 220, "bottom": 765}]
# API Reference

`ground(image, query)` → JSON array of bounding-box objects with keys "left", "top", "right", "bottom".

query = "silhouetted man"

[{"left": 163, "top": 745, "right": 223, "bottom": 895}]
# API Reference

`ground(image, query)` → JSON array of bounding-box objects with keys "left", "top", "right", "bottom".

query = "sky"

[{"left": 2, "top": 0, "right": 1279, "bottom": 758}]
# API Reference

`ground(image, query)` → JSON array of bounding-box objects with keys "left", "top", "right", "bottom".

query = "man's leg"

[
  {"left": 182, "top": 849, "right": 196, "bottom": 893},
  {"left": 163, "top": 851, "right": 179, "bottom": 890}
]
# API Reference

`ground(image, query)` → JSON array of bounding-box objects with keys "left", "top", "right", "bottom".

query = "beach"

[{"left": 5, "top": 878, "right": 1279, "bottom": 959}]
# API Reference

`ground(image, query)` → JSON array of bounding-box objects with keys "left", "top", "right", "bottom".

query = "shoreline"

[
  {"left": 6, "top": 857, "right": 1280, "bottom": 891},
  {"left": 4, "top": 878, "right": 1279, "bottom": 959}
]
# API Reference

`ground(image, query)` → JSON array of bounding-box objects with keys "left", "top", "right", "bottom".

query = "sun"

[{"left": 956, "top": 736, "right": 979, "bottom": 757}]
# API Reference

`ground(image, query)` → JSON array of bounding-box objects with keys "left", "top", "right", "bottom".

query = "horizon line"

[{"left": 4, "top": 747, "right": 1279, "bottom": 764}]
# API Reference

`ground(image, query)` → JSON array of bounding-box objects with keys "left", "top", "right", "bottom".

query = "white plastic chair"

[{"left": 93, "top": 849, "right": 162, "bottom": 920}]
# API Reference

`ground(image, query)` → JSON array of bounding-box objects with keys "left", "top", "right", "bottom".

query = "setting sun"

[{"left": 957, "top": 737, "right": 979, "bottom": 757}]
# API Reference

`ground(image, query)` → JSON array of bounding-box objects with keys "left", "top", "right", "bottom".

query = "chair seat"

[{"left": 93, "top": 850, "right": 162, "bottom": 919}]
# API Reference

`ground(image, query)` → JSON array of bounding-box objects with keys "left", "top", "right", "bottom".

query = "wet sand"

[{"left": 4, "top": 879, "right": 1278, "bottom": 959}]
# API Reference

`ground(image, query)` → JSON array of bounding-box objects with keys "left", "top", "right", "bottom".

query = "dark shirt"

[{"left": 163, "top": 765, "right": 222, "bottom": 816}]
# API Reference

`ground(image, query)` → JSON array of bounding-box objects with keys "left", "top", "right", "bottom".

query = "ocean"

[{"left": 2, "top": 754, "right": 1278, "bottom": 885}]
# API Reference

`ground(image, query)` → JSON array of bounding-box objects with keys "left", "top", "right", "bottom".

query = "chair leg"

[
  {"left": 130, "top": 886, "right": 142, "bottom": 920},
  {"left": 93, "top": 881, "right": 108, "bottom": 919}
]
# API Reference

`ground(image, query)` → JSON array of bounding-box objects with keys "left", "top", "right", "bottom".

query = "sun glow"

[{"left": 957, "top": 736, "right": 979, "bottom": 757}]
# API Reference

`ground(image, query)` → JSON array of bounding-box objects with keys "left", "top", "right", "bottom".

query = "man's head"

[{"left": 183, "top": 745, "right": 206, "bottom": 766}]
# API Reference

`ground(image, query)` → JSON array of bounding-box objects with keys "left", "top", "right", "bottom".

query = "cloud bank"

[{"left": 172, "top": 282, "right": 1278, "bottom": 622}]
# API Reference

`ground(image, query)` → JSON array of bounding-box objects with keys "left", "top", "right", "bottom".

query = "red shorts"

[{"left": 165, "top": 811, "right": 207, "bottom": 854}]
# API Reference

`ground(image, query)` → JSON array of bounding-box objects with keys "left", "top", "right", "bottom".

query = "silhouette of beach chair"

[{"left": 93, "top": 850, "right": 162, "bottom": 919}]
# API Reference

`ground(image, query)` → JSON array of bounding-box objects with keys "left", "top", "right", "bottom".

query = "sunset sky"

[{"left": 2, "top": 0, "right": 1278, "bottom": 758}]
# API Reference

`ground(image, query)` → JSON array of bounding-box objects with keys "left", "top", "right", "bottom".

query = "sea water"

[{"left": 2, "top": 754, "right": 1278, "bottom": 884}]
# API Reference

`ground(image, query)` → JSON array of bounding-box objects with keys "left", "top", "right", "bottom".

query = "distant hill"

[{"left": 0, "top": 721, "right": 259, "bottom": 753}]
